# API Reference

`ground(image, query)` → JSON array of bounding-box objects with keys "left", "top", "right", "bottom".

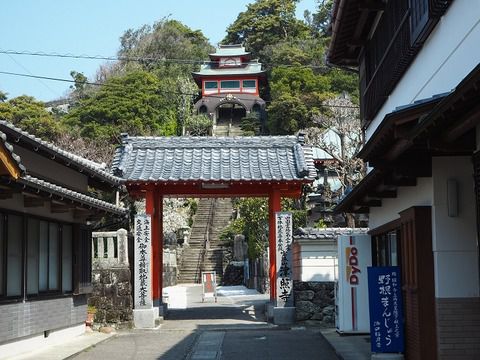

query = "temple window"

[
  {"left": 242, "top": 80, "right": 256, "bottom": 88},
  {"left": 220, "top": 80, "right": 240, "bottom": 89},
  {"left": 204, "top": 81, "right": 218, "bottom": 89}
]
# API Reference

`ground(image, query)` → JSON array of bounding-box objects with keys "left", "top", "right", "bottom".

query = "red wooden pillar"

[
  {"left": 268, "top": 189, "right": 281, "bottom": 302},
  {"left": 146, "top": 189, "right": 163, "bottom": 307}
]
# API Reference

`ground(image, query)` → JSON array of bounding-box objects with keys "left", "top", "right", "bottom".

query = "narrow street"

[{"left": 72, "top": 285, "right": 339, "bottom": 360}]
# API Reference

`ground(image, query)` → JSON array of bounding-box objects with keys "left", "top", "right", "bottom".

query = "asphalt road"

[{"left": 73, "top": 285, "right": 339, "bottom": 360}]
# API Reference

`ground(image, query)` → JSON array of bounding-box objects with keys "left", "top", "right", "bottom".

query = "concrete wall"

[
  {"left": 432, "top": 156, "right": 479, "bottom": 298},
  {"left": 367, "top": 0, "right": 480, "bottom": 138}
]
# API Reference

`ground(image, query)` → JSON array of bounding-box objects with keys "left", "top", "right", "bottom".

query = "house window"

[
  {"left": 242, "top": 80, "right": 256, "bottom": 88},
  {"left": 372, "top": 230, "right": 399, "bottom": 266},
  {"left": 38, "top": 220, "right": 49, "bottom": 292},
  {"left": 27, "top": 218, "right": 40, "bottom": 295},
  {"left": 62, "top": 225, "right": 73, "bottom": 293},
  {"left": 1, "top": 211, "right": 76, "bottom": 300},
  {"left": 204, "top": 81, "right": 218, "bottom": 89},
  {"left": 7, "top": 215, "right": 23, "bottom": 297},
  {"left": 220, "top": 80, "right": 240, "bottom": 89}
]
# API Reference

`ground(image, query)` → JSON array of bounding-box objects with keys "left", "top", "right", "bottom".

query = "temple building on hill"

[{"left": 192, "top": 44, "right": 266, "bottom": 133}]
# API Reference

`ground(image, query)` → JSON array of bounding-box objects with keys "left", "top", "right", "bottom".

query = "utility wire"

[
  {"left": 6, "top": 54, "right": 59, "bottom": 97},
  {"left": 0, "top": 72, "right": 359, "bottom": 109},
  {"left": 0, "top": 49, "right": 331, "bottom": 69}
]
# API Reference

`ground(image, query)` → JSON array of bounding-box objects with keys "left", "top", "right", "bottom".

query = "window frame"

[
  {"left": 0, "top": 209, "right": 77, "bottom": 303},
  {"left": 220, "top": 80, "right": 241, "bottom": 90},
  {"left": 242, "top": 79, "right": 256, "bottom": 89},
  {"left": 204, "top": 81, "right": 218, "bottom": 90}
]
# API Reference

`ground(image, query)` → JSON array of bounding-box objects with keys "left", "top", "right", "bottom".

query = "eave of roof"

[
  {"left": 209, "top": 44, "right": 250, "bottom": 58},
  {"left": 336, "top": 65, "right": 480, "bottom": 214},
  {"left": 328, "top": 0, "right": 383, "bottom": 66},
  {"left": 0, "top": 120, "right": 123, "bottom": 187},
  {"left": 5, "top": 175, "right": 128, "bottom": 216},
  {"left": 412, "top": 63, "right": 480, "bottom": 141},
  {"left": 358, "top": 93, "right": 448, "bottom": 161}
]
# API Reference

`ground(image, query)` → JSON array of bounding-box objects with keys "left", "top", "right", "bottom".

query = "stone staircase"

[
  {"left": 214, "top": 121, "right": 243, "bottom": 137},
  {"left": 177, "top": 198, "right": 233, "bottom": 283}
]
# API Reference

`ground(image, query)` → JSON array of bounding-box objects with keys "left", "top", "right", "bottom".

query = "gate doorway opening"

[{"left": 112, "top": 134, "right": 315, "bottom": 323}]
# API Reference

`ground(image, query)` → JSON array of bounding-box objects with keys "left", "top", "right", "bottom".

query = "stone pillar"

[
  {"left": 117, "top": 228, "right": 128, "bottom": 266},
  {"left": 133, "top": 214, "right": 156, "bottom": 328}
]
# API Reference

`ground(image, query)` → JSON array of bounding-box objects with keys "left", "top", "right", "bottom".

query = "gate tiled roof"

[{"left": 112, "top": 135, "right": 316, "bottom": 183}]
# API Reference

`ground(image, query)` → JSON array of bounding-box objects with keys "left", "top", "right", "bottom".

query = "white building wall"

[
  {"left": 432, "top": 156, "right": 479, "bottom": 297},
  {"left": 369, "top": 177, "right": 433, "bottom": 229},
  {"left": 366, "top": 0, "right": 480, "bottom": 139},
  {"left": 292, "top": 240, "right": 337, "bottom": 282}
]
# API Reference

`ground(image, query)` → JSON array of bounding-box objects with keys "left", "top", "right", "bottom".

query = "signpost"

[
  {"left": 275, "top": 212, "right": 293, "bottom": 307},
  {"left": 202, "top": 271, "right": 217, "bottom": 302},
  {"left": 133, "top": 214, "right": 156, "bottom": 328},
  {"left": 367, "top": 266, "right": 405, "bottom": 354}
]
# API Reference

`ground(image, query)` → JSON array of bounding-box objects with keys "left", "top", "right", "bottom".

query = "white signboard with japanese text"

[
  {"left": 276, "top": 212, "right": 294, "bottom": 307},
  {"left": 134, "top": 214, "right": 153, "bottom": 309}
]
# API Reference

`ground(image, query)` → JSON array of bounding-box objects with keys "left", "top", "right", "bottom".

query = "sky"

[{"left": 0, "top": 0, "right": 317, "bottom": 102}]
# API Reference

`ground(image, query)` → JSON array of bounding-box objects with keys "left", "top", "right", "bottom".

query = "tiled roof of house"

[
  {"left": 18, "top": 175, "right": 127, "bottom": 216},
  {"left": 193, "top": 61, "right": 265, "bottom": 77},
  {"left": 112, "top": 135, "right": 317, "bottom": 183},
  {"left": 0, "top": 120, "right": 122, "bottom": 185},
  {"left": 209, "top": 44, "right": 250, "bottom": 57},
  {"left": 293, "top": 227, "right": 369, "bottom": 240}
]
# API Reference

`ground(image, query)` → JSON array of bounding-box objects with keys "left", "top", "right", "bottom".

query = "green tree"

[
  {"left": 223, "top": 0, "right": 310, "bottom": 60},
  {"left": 184, "top": 114, "right": 213, "bottom": 136},
  {"left": 0, "top": 91, "right": 7, "bottom": 102},
  {"left": 69, "top": 71, "right": 90, "bottom": 100},
  {"left": 0, "top": 95, "right": 62, "bottom": 141},
  {"left": 64, "top": 70, "right": 179, "bottom": 142},
  {"left": 119, "top": 19, "right": 213, "bottom": 74},
  {"left": 220, "top": 197, "right": 307, "bottom": 259}
]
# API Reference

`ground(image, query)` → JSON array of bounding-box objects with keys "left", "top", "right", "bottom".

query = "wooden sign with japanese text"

[
  {"left": 134, "top": 214, "right": 153, "bottom": 309},
  {"left": 275, "top": 212, "right": 293, "bottom": 307}
]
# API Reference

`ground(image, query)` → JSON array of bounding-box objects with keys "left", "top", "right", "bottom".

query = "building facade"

[
  {"left": 0, "top": 121, "right": 126, "bottom": 358},
  {"left": 192, "top": 44, "right": 266, "bottom": 133},
  {"left": 329, "top": 0, "right": 480, "bottom": 358}
]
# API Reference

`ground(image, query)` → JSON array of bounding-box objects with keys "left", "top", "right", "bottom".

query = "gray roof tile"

[
  {"left": 112, "top": 135, "right": 316, "bottom": 183},
  {"left": 293, "top": 227, "right": 369, "bottom": 240},
  {"left": 18, "top": 175, "right": 127, "bottom": 216},
  {"left": 0, "top": 130, "right": 26, "bottom": 174}
]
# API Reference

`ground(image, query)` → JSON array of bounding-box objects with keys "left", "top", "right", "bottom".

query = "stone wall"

[
  {"left": 294, "top": 281, "right": 335, "bottom": 326},
  {"left": 90, "top": 229, "right": 133, "bottom": 328},
  {"left": 163, "top": 247, "right": 178, "bottom": 287},
  {"left": 90, "top": 268, "right": 133, "bottom": 327}
]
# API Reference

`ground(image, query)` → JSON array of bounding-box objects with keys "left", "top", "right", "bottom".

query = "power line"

[
  {"left": 6, "top": 54, "right": 59, "bottom": 98},
  {"left": 0, "top": 49, "right": 330, "bottom": 69},
  {"left": 0, "top": 70, "right": 359, "bottom": 109}
]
